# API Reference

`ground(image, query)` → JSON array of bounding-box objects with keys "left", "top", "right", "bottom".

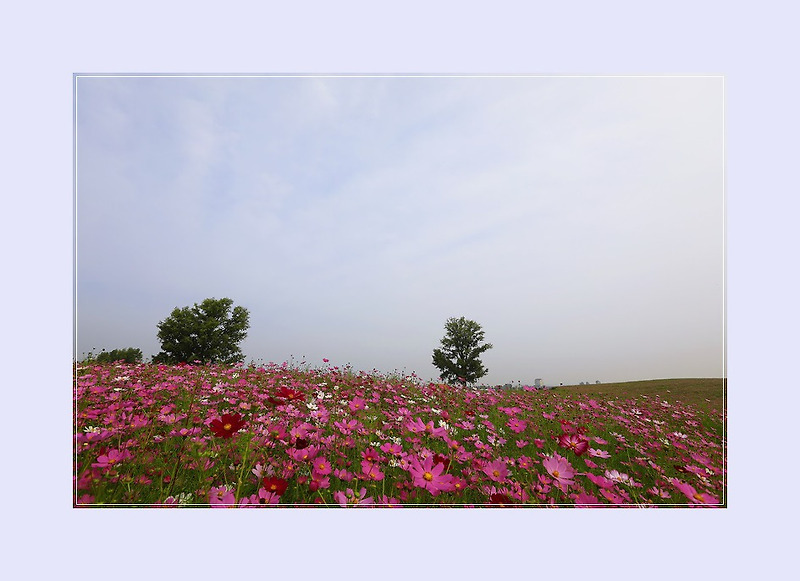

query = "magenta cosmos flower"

[
  {"left": 542, "top": 454, "right": 576, "bottom": 487},
  {"left": 482, "top": 459, "right": 510, "bottom": 482},
  {"left": 333, "top": 488, "right": 374, "bottom": 507},
  {"left": 407, "top": 455, "right": 454, "bottom": 495},
  {"left": 311, "top": 457, "right": 332, "bottom": 477},
  {"left": 506, "top": 418, "right": 527, "bottom": 433},
  {"left": 91, "top": 448, "right": 131, "bottom": 469},
  {"left": 406, "top": 418, "right": 447, "bottom": 438},
  {"left": 209, "top": 485, "right": 236, "bottom": 506},
  {"left": 669, "top": 478, "right": 720, "bottom": 505}
]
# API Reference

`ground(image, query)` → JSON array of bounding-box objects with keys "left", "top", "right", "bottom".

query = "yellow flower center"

[
  {"left": 553, "top": 470, "right": 560, "bottom": 478},
  {"left": 223, "top": 423, "right": 232, "bottom": 431},
  {"left": 493, "top": 470, "right": 500, "bottom": 478},
  {"left": 693, "top": 492, "right": 705, "bottom": 502},
  {"left": 423, "top": 472, "right": 433, "bottom": 481}
]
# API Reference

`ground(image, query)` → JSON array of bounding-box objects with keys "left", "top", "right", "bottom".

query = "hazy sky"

[{"left": 75, "top": 75, "right": 724, "bottom": 385}]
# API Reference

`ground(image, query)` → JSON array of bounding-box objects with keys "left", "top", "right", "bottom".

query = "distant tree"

[
  {"left": 94, "top": 347, "right": 143, "bottom": 364},
  {"left": 153, "top": 297, "right": 250, "bottom": 365},
  {"left": 432, "top": 316, "right": 493, "bottom": 386}
]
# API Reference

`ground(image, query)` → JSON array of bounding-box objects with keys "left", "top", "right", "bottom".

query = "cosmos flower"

[
  {"left": 209, "top": 485, "right": 236, "bottom": 506},
  {"left": 361, "top": 460, "right": 385, "bottom": 481},
  {"left": 209, "top": 413, "right": 246, "bottom": 439},
  {"left": 91, "top": 448, "right": 131, "bottom": 469},
  {"left": 558, "top": 433, "right": 590, "bottom": 456},
  {"left": 407, "top": 455, "right": 454, "bottom": 495},
  {"left": 588, "top": 448, "right": 610, "bottom": 458},
  {"left": 333, "top": 488, "right": 374, "bottom": 507},
  {"left": 482, "top": 459, "right": 510, "bottom": 483},
  {"left": 669, "top": 478, "right": 720, "bottom": 505},
  {"left": 262, "top": 477, "right": 289, "bottom": 496},
  {"left": 542, "top": 454, "right": 576, "bottom": 488},
  {"left": 312, "top": 457, "right": 332, "bottom": 476}
]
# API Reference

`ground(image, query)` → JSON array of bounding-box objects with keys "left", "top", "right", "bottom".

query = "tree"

[
  {"left": 432, "top": 316, "right": 493, "bottom": 386},
  {"left": 94, "top": 348, "right": 143, "bottom": 364},
  {"left": 153, "top": 297, "right": 250, "bottom": 365}
]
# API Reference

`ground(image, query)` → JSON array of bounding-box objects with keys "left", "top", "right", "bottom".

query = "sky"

[{"left": 75, "top": 74, "right": 724, "bottom": 386}]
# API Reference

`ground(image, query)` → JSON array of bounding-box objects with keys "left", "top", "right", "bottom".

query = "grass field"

[{"left": 560, "top": 378, "right": 726, "bottom": 414}]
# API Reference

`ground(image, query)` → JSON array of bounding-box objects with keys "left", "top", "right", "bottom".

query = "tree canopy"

[
  {"left": 153, "top": 297, "right": 250, "bottom": 365},
  {"left": 92, "top": 347, "right": 143, "bottom": 364},
  {"left": 432, "top": 316, "right": 493, "bottom": 386}
]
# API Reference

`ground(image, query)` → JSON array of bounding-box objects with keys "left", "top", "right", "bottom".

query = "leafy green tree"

[
  {"left": 94, "top": 347, "right": 143, "bottom": 364},
  {"left": 153, "top": 297, "right": 250, "bottom": 365},
  {"left": 432, "top": 316, "right": 493, "bottom": 386}
]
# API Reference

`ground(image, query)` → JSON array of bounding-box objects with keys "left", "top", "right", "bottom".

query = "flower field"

[{"left": 74, "top": 360, "right": 725, "bottom": 507}]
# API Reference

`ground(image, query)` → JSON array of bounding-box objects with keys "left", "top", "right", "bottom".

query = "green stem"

[{"left": 235, "top": 437, "right": 252, "bottom": 503}]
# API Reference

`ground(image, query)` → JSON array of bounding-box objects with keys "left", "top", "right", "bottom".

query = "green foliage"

[
  {"left": 92, "top": 347, "right": 143, "bottom": 364},
  {"left": 432, "top": 316, "right": 493, "bottom": 386},
  {"left": 153, "top": 297, "right": 250, "bottom": 365}
]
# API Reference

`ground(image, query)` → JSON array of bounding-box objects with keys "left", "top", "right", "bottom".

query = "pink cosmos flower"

[
  {"left": 507, "top": 418, "right": 527, "bottom": 433},
  {"left": 361, "top": 460, "right": 385, "bottom": 481},
  {"left": 333, "top": 468, "right": 355, "bottom": 481},
  {"left": 648, "top": 486, "right": 671, "bottom": 499},
  {"left": 482, "top": 459, "right": 510, "bottom": 482},
  {"left": 407, "top": 455, "right": 454, "bottom": 495},
  {"left": 516, "top": 456, "right": 533, "bottom": 470},
  {"left": 257, "top": 488, "right": 281, "bottom": 505},
  {"left": 450, "top": 476, "right": 468, "bottom": 493},
  {"left": 406, "top": 418, "right": 447, "bottom": 438},
  {"left": 308, "top": 475, "right": 330, "bottom": 492},
  {"left": 604, "top": 470, "right": 633, "bottom": 486},
  {"left": 349, "top": 397, "right": 367, "bottom": 412},
  {"left": 91, "top": 448, "right": 131, "bottom": 469},
  {"left": 361, "top": 447, "right": 381, "bottom": 462},
  {"left": 288, "top": 445, "right": 319, "bottom": 463},
  {"left": 333, "top": 488, "right": 374, "bottom": 507},
  {"left": 542, "top": 454, "right": 576, "bottom": 488},
  {"left": 209, "top": 485, "right": 236, "bottom": 506},
  {"left": 574, "top": 492, "right": 601, "bottom": 506},
  {"left": 600, "top": 488, "right": 629, "bottom": 504},
  {"left": 380, "top": 442, "right": 403, "bottom": 455},
  {"left": 377, "top": 495, "right": 401, "bottom": 506},
  {"left": 588, "top": 448, "right": 610, "bottom": 458},
  {"left": 311, "top": 457, "right": 332, "bottom": 476},
  {"left": 685, "top": 465, "right": 708, "bottom": 477},
  {"left": 669, "top": 478, "right": 720, "bottom": 505}
]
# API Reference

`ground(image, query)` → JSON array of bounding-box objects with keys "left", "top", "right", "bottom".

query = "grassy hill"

[{"left": 560, "top": 378, "right": 726, "bottom": 414}]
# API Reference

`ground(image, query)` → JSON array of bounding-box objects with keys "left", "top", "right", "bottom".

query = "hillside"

[{"left": 560, "top": 378, "right": 726, "bottom": 414}]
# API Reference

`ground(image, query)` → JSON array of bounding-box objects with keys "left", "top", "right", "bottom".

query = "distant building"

[{"left": 534, "top": 378, "right": 542, "bottom": 388}]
